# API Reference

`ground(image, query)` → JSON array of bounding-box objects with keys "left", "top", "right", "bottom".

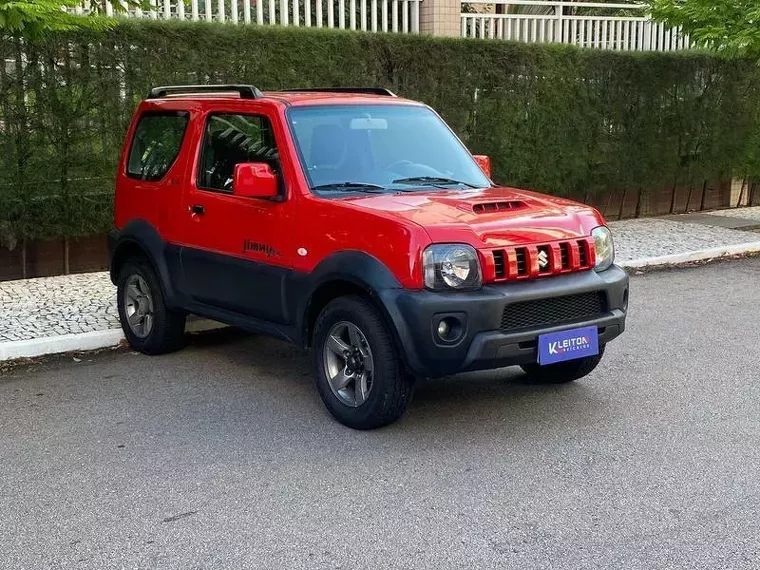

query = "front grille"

[
  {"left": 500, "top": 292, "right": 607, "bottom": 332},
  {"left": 488, "top": 237, "right": 594, "bottom": 282}
]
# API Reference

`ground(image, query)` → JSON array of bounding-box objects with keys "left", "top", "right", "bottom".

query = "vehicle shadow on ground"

[{"left": 181, "top": 328, "right": 606, "bottom": 436}]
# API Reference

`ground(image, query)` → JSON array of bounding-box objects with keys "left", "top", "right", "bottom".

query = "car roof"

[
  {"left": 262, "top": 91, "right": 421, "bottom": 106},
  {"left": 142, "top": 86, "right": 422, "bottom": 107}
]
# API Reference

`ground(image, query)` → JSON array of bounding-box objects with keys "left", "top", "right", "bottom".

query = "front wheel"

[
  {"left": 520, "top": 346, "right": 606, "bottom": 384},
  {"left": 312, "top": 296, "right": 413, "bottom": 430}
]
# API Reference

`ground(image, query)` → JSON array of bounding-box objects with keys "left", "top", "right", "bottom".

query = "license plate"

[{"left": 538, "top": 326, "right": 599, "bottom": 366}]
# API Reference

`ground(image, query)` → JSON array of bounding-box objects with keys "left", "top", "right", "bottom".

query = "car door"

[
  {"left": 118, "top": 110, "right": 191, "bottom": 236},
  {"left": 176, "top": 106, "right": 295, "bottom": 324}
]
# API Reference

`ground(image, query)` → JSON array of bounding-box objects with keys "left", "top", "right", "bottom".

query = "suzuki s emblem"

[{"left": 537, "top": 250, "right": 549, "bottom": 269}]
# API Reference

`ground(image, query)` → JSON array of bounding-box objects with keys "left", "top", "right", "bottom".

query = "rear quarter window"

[{"left": 126, "top": 112, "right": 189, "bottom": 181}]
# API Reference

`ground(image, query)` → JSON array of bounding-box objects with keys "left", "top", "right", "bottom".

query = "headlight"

[
  {"left": 592, "top": 226, "right": 615, "bottom": 272},
  {"left": 423, "top": 244, "right": 482, "bottom": 290}
]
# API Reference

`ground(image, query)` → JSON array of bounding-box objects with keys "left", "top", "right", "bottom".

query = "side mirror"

[
  {"left": 473, "top": 155, "right": 491, "bottom": 179},
  {"left": 233, "top": 163, "right": 279, "bottom": 199}
]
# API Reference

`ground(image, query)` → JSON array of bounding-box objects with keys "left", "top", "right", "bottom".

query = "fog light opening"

[
  {"left": 623, "top": 288, "right": 629, "bottom": 311},
  {"left": 436, "top": 317, "right": 463, "bottom": 342}
]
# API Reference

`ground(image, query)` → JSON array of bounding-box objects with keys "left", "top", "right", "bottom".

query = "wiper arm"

[
  {"left": 392, "top": 177, "right": 481, "bottom": 189},
  {"left": 312, "top": 182, "right": 387, "bottom": 193}
]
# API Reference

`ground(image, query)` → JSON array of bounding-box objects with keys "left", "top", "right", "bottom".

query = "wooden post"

[
  {"left": 699, "top": 180, "right": 708, "bottom": 211},
  {"left": 617, "top": 188, "right": 627, "bottom": 220},
  {"left": 64, "top": 238, "right": 71, "bottom": 274},
  {"left": 21, "top": 240, "right": 27, "bottom": 279},
  {"left": 736, "top": 178, "right": 747, "bottom": 208},
  {"left": 635, "top": 188, "right": 643, "bottom": 218},
  {"left": 685, "top": 183, "right": 694, "bottom": 212}
]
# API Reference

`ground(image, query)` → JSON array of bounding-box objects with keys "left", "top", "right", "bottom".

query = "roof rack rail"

[
  {"left": 280, "top": 87, "right": 397, "bottom": 97},
  {"left": 147, "top": 85, "right": 264, "bottom": 100}
]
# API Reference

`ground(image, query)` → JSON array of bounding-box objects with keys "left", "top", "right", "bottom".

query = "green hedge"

[{"left": 1, "top": 21, "right": 759, "bottom": 244}]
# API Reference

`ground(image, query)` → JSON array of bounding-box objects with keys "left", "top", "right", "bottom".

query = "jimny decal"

[{"left": 243, "top": 240, "right": 279, "bottom": 258}]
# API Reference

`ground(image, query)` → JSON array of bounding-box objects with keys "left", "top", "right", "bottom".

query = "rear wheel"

[
  {"left": 520, "top": 346, "right": 606, "bottom": 384},
  {"left": 117, "top": 258, "right": 186, "bottom": 355},
  {"left": 312, "top": 295, "right": 412, "bottom": 430}
]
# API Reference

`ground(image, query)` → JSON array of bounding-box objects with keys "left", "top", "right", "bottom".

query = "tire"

[
  {"left": 312, "top": 295, "right": 413, "bottom": 430},
  {"left": 117, "top": 257, "right": 186, "bottom": 355},
  {"left": 520, "top": 345, "right": 606, "bottom": 384}
]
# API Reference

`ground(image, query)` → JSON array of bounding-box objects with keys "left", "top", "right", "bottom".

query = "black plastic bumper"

[{"left": 379, "top": 266, "right": 629, "bottom": 378}]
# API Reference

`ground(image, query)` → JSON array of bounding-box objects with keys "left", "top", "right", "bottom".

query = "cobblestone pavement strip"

[
  {"left": 0, "top": 273, "right": 118, "bottom": 343},
  {"left": 608, "top": 218, "right": 760, "bottom": 263}
]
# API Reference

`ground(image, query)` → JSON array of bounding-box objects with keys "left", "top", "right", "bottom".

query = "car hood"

[{"left": 341, "top": 187, "right": 604, "bottom": 248}]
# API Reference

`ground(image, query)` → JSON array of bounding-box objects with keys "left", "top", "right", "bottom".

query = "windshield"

[{"left": 286, "top": 104, "right": 492, "bottom": 195}]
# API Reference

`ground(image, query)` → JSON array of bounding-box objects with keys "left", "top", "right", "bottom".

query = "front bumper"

[{"left": 379, "top": 266, "right": 629, "bottom": 378}]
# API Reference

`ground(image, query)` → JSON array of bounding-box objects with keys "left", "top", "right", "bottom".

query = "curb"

[
  {"left": 0, "top": 319, "right": 225, "bottom": 362},
  {"left": 618, "top": 241, "right": 760, "bottom": 270},
  {"left": 0, "top": 329, "right": 126, "bottom": 361}
]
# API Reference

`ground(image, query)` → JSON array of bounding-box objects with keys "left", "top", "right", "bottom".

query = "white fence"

[
  {"left": 461, "top": 0, "right": 689, "bottom": 51},
  {"left": 66, "top": 0, "right": 690, "bottom": 49},
  {"left": 73, "top": 0, "right": 420, "bottom": 32}
]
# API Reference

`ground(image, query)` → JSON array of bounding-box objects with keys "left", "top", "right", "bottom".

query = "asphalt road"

[{"left": 2, "top": 259, "right": 760, "bottom": 570}]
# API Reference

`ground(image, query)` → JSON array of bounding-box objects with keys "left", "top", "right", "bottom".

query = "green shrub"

[{"left": 1, "top": 21, "right": 759, "bottom": 244}]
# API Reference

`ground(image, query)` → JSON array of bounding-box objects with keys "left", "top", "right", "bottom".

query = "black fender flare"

[
  {"left": 295, "top": 250, "right": 407, "bottom": 348},
  {"left": 108, "top": 219, "right": 177, "bottom": 302},
  {"left": 306, "top": 250, "right": 402, "bottom": 291}
]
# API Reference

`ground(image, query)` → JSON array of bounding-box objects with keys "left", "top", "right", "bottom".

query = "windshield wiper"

[
  {"left": 312, "top": 182, "right": 387, "bottom": 193},
  {"left": 392, "top": 177, "right": 481, "bottom": 189}
]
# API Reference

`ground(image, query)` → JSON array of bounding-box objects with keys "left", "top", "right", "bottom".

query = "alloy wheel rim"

[
  {"left": 124, "top": 274, "right": 154, "bottom": 339},
  {"left": 323, "top": 321, "right": 374, "bottom": 407}
]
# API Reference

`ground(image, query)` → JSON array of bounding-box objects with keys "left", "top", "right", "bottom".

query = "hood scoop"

[{"left": 472, "top": 201, "right": 526, "bottom": 214}]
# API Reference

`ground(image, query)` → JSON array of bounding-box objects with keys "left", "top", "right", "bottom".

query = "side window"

[
  {"left": 198, "top": 113, "right": 281, "bottom": 193},
  {"left": 126, "top": 112, "right": 188, "bottom": 181}
]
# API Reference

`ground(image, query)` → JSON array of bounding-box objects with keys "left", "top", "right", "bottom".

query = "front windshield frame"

[{"left": 284, "top": 103, "right": 493, "bottom": 198}]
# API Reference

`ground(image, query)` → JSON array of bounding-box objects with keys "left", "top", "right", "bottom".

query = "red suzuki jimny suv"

[{"left": 110, "top": 85, "right": 629, "bottom": 429}]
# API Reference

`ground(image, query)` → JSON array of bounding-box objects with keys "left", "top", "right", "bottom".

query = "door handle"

[{"left": 190, "top": 204, "right": 205, "bottom": 216}]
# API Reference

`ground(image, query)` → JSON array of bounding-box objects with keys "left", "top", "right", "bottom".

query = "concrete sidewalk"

[{"left": 3, "top": 206, "right": 760, "bottom": 361}]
